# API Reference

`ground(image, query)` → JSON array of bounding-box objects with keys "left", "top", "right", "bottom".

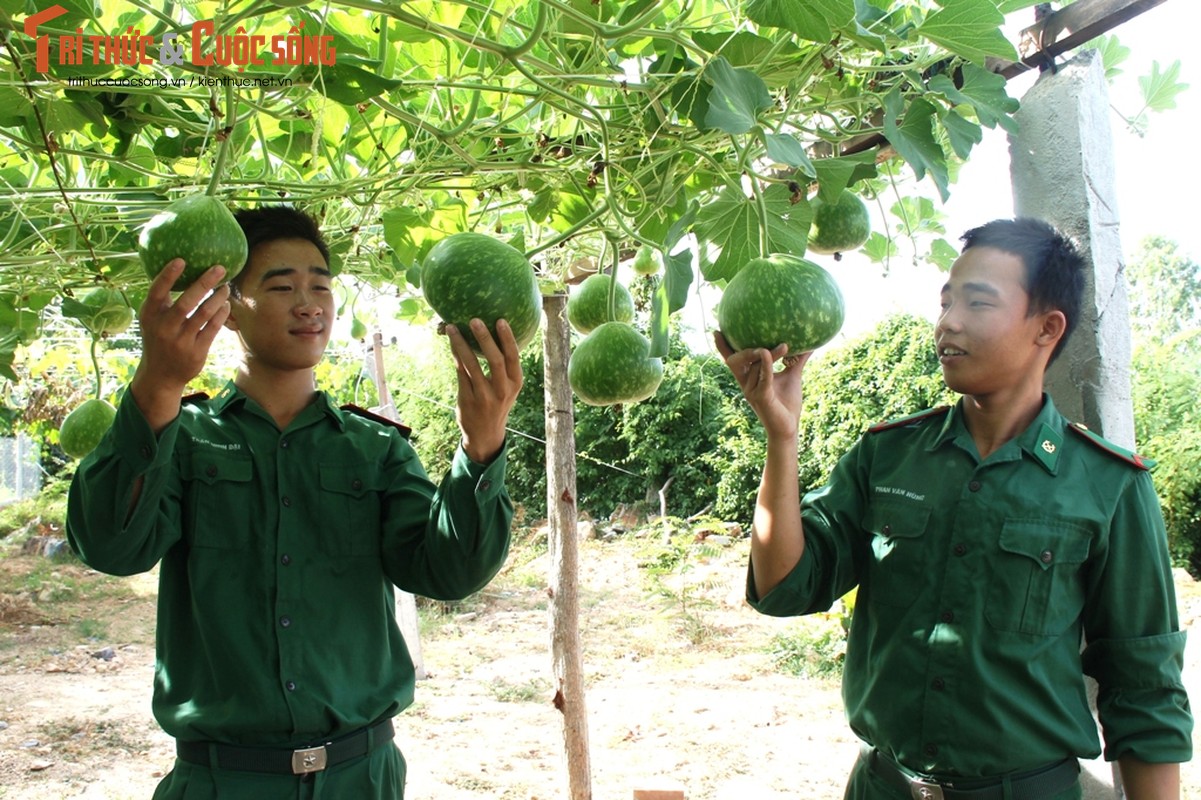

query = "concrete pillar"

[
  {"left": 1010, "top": 50, "right": 1136, "bottom": 449},
  {"left": 1009, "top": 50, "right": 1131, "bottom": 800}
]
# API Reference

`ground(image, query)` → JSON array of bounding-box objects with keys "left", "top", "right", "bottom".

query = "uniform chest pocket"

[
  {"left": 182, "top": 451, "right": 254, "bottom": 550},
  {"left": 318, "top": 462, "right": 384, "bottom": 557},
  {"left": 862, "top": 502, "right": 932, "bottom": 609},
  {"left": 985, "top": 519, "right": 1091, "bottom": 637}
]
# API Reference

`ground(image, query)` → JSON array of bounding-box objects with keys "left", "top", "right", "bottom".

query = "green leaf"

[
  {"left": 694, "top": 184, "right": 812, "bottom": 282},
  {"left": 927, "top": 237, "right": 959, "bottom": 271},
  {"left": 694, "top": 186, "right": 761, "bottom": 283},
  {"left": 764, "top": 133, "right": 816, "bottom": 176},
  {"left": 884, "top": 91, "right": 949, "bottom": 201},
  {"left": 648, "top": 280, "right": 670, "bottom": 359},
  {"left": 1139, "top": 60, "right": 1189, "bottom": 113},
  {"left": 917, "top": 0, "right": 1017, "bottom": 64},
  {"left": 813, "top": 151, "right": 878, "bottom": 203},
  {"left": 664, "top": 199, "right": 699, "bottom": 253},
  {"left": 703, "top": 57, "right": 772, "bottom": 135},
  {"left": 1085, "top": 35, "right": 1131, "bottom": 82},
  {"left": 691, "top": 30, "right": 774, "bottom": 65},
  {"left": 746, "top": 0, "right": 857, "bottom": 43},
  {"left": 382, "top": 205, "right": 437, "bottom": 269},
  {"left": 862, "top": 231, "right": 897, "bottom": 264},
  {"left": 939, "top": 108, "right": 982, "bottom": 159},
  {"left": 0, "top": 297, "right": 39, "bottom": 343},
  {"left": 996, "top": 0, "right": 1042, "bottom": 11},
  {"left": 302, "top": 60, "right": 404, "bottom": 106},
  {"left": 548, "top": 191, "right": 598, "bottom": 234},
  {"left": 890, "top": 195, "right": 946, "bottom": 237},
  {"left": 0, "top": 330, "right": 20, "bottom": 382},
  {"left": 928, "top": 64, "right": 1018, "bottom": 133}
]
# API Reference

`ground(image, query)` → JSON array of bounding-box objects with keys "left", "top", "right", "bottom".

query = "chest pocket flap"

[
  {"left": 184, "top": 450, "right": 253, "bottom": 485},
  {"left": 182, "top": 450, "right": 254, "bottom": 550},
  {"left": 318, "top": 462, "right": 384, "bottom": 557},
  {"left": 988, "top": 519, "right": 1091, "bottom": 636},
  {"left": 862, "top": 501, "right": 932, "bottom": 608}
]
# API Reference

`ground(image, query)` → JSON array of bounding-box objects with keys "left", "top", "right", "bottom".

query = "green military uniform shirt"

[
  {"left": 749, "top": 395, "right": 1192, "bottom": 777},
  {"left": 67, "top": 380, "right": 514, "bottom": 752}
]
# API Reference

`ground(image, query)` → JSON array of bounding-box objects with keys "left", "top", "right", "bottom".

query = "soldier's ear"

[{"left": 1036, "top": 309, "right": 1066, "bottom": 351}]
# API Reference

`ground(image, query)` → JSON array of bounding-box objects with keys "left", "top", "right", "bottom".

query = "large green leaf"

[
  {"left": 694, "top": 183, "right": 812, "bottom": 282},
  {"left": 883, "top": 91, "right": 949, "bottom": 201},
  {"left": 764, "top": 133, "right": 816, "bottom": 177},
  {"left": 703, "top": 57, "right": 772, "bottom": 135},
  {"left": 1139, "top": 60, "right": 1188, "bottom": 113},
  {"left": 928, "top": 63, "right": 1019, "bottom": 133},
  {"left": 745, "top": 0, "right": 857, "bottom": 43},
  {"left": 918, "top": 0, "right": 1017, "bottom": 64},
  {"left": 939, "top": 108, "right": 982, "bottom": 159},
  {"left": 302, "top": 59, "right": 405, "bottom": 106},
  {"left": 813, "top": 152, "right": 877, "bottom": 203}
]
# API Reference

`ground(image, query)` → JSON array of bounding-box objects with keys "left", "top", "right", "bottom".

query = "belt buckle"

[
  {"left": 291, "top": 745, "right": 328, "bottom": 774},
  {"left": 910, "top": 779, "right": 944, "bottom": 800}
]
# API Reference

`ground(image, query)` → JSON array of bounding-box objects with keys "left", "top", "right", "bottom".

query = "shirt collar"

[
  {"left": 206, "top": 380, "right": 345, "bottom": 431},
  {"left": 927, "top": 393, "right": 1066, "bottom": 475}
]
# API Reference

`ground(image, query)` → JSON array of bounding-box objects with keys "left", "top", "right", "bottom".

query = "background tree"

[{"left": 1127, "top": 236, "right": 1201, "bottom": 575}]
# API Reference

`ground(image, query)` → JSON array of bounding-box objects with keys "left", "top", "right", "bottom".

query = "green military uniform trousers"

[
  {"left": 152, "top": 743, "right": 406, "bottom": 800},
  {"left": 843, "top": 752, "right": 1081, "bottom": 800}
]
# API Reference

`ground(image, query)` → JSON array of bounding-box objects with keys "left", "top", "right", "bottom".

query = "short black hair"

[
  {"left": 231, "top": 206, "right": 330, "bottom": 292},
  {"left": 960, "top": 217, "right": 1085, "bottom": 364}
]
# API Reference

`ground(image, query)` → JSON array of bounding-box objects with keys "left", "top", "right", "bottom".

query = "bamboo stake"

[{"left": 542, "top": 293, "right": 592, "bottom": 799}]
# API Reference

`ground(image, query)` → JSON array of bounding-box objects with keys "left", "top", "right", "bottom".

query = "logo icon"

[{"left": 23, "top": 4, "right": 68, "bottom": 73}]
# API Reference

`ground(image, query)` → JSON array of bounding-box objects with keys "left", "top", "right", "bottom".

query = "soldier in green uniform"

[
  {"left": 716, "top": 218, "right": 1191, "bottom": 799},
  {"left": 66, "top": 206, "right": 525, "bottom": 799}
]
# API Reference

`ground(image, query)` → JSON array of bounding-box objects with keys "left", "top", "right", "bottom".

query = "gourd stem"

[
  {"left": 206, "top": 84, "right": 236, "bottom": 197},
  {"left": 90, "top": 337, "right": 102, "bottom": 401},
  {"left": 606, "top": 243, "right": 619, "bottom": 323}
]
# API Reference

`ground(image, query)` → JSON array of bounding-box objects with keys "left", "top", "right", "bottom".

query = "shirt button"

[
  {"left": 140, "top": 445, "right": 153, "bottom": 459},
  {"left": 280, "top": 439, "right": 290, "bottom": 449},
  {"left": 286, "top": 680, "right": 297, "bottom": 692},
  {"left": 282, "top": 496, "right": 292, "bottom": 508},
  {"left": 280, "top": 616, "right": 292, "bottom": 628},
  {"left": 281, "top": 554, "right": 291, "bottom": 566},
  {"left": 953, "top": 543, "right": 967, "bottom": 556},
  {"left": 931, "top": 678, "right": 946, "bottom": 691},
  {"left": 351, "top": 478, "right": 363, "bottom": 491},
  {"left": 882, "top": 524, "right": 892, "bottom": 536},
  {"left": 1040, "top": 550, "right": 1054, "bottom": 564},
  {"left": 479, "top": 479, "right": 492, "bottom": 492},
  {"left": 968, "top": 480, "right": 982, "bottom": 492},
  {"left": 940, "top": 610, "right": 954, "bottom": 623},
  {"left": 924, "top": 744, "right": 939, "bottom": 757},
  {"left": 205, "top": 465, "right": 217, "bottom": 478}
]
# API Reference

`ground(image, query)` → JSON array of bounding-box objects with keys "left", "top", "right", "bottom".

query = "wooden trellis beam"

[{"left": 841, "top": 0, "right": 1171, "bottom": 157}]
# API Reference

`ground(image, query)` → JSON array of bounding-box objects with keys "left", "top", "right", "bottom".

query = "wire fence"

[{"left": 0, "top": 434, "right": 42, "bottom": 505}]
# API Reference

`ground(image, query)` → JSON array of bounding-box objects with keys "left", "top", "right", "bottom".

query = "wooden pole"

[
  {"left": 542, "top": 293, "right": 592, "bottom": 800},
  {"left": 369, "top": 331, "right": 427, "bottom": 681}
]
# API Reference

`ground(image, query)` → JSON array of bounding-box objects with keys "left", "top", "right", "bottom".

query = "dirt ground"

[{"left": 1, "top": 524, "right": 1199, "bottom": 800}]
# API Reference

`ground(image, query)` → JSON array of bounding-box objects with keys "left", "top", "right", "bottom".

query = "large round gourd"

[
  {"left": 716, "top": 254, "right": 845, "bottom": 355},
  {"left": 138, "top": 195, "right": 248, "bottom": 291},
  {"left": 567, "top": 273, "right": 635, "bottom": 334},
  {"left": 421, "top": 233, "right": 542, "bottom": 354},
  {"left": 568, "top": 322, "right": 663, "bottom": 406},
  {"left": 59, "top": 398, "right": 117, "bottom": 459}
]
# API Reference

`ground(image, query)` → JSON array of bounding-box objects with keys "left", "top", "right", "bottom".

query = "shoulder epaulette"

[
  {"left": 868, "top": 406, "right": 951, "bottom": 434},
  {"left": 181, "top": 392, "right": 210, "bottom": 405},
  {"left": 1067, "top": 422, "right": 1155, "bottom": 470},
  {"left": 340, "top": 404, "right": 413, "bottom": 440}
]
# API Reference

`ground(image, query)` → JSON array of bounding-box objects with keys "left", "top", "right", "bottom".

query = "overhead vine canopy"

[{"left": 0, "top": 0, "right": 1038, "bottom": 379}]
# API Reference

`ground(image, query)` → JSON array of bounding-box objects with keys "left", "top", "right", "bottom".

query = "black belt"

[
  {"left": 176, "top": 718, "right": 394, "bottom": 776},
  {"left": 865, "top": 746, "right": 1080, "bottom": 800}
]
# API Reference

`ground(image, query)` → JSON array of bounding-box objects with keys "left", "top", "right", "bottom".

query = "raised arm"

[{"left": 715, "top": 332, "right": 811, "bottom": 599}]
